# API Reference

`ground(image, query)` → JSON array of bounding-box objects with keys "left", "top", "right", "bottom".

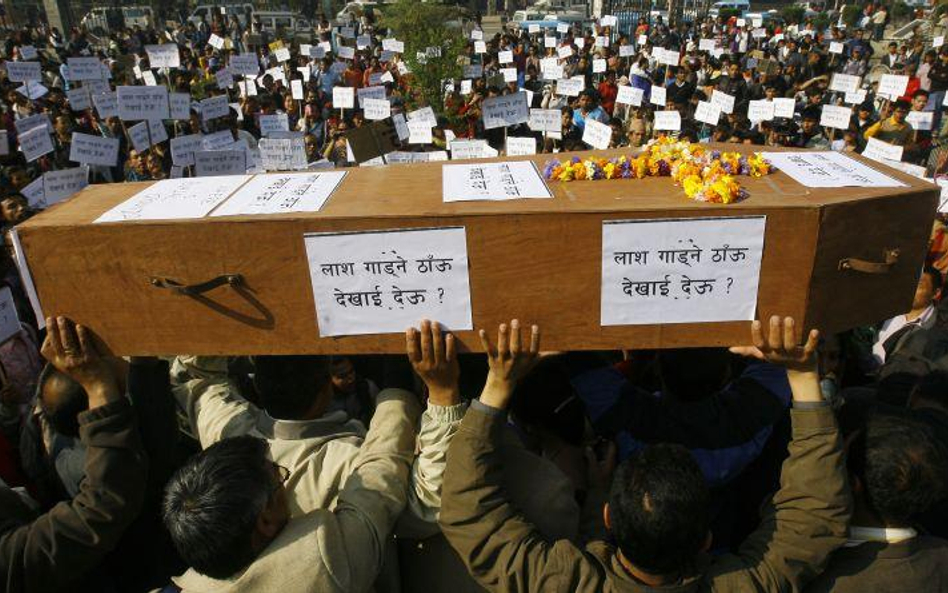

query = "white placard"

[
  {"left": 657, "top": 48, "right": 680, "bottom": 67},
  {"left": 543, "top": 62, "right": 564, "bottom": 81},
  {"left": 616, "top": 85, "right": 644, "bottom": 107},
  {"left": 862, "top": 137, "right": 904, "bottom": 163},
  {"left": 408, "top": 119, "right": 433, "bottom": 144},
  {"left": 695, "top": 100, "right": 722, "bottom": 125},
  {"left": 0, "top": 287, "right": 20, "bottom": 345},
  {"left": 194, "top": 150, "right": 246, "bottom": 177},
  {"left": 19, "top": 45, "right": 37, "bottom": 60},
  {"left": 471, "top": 29, "right": 484, "bottom": 40},
  {"left": 502, "top": 67, "right": 517, "bottom": 83},
  {"left": 748, "top": 99, "right": 775, "bottom": 122},
  {"left": 290, "top": 79, "right": 304, "bottom": 101},
  {"left": 67, "top": 57, "right": 104, "bottom": 81},
  {"left": 582, "top": 119, "right": 612, "bottom": 149},
  {"left": 333, "top": 86, "right": 355, "bottom": 109},
  {"left": 506, "top": 137, "right": 536, "bottom": 156},
  {"left": 699, "top": 39, "right": 716, "bottom": 52},
  {"left": 304, "top": 227, "right": 472, "bottom": 336},
  {"left": 602, "top": 216, "right": 767, "bottom": 326},
  {"left": 215, "top": 68, "right": 234, "bottom": 89},
  {"left": 544, "top": 36, "right": 556, "bottom": 49},
  {"left": 528, "top": 108, "right": 560, "bottom": 133},
  {"left": 259, "top": 113, "right": 290, "bottom": 137},
  {"left": 650, "top": 85, "right": 667, "bottom": 106},
  {"left": 934, "top": 36, "right": 945, "bottom": 49},
  {"left": 169, "top": 133, "right": 204, "bottom": 166},
  {"left": 6, "top": 61, "right": 41, "bottom": 82},
  {"left": 556, "top": 77, "right": 584, "bottom": 97},
  {"left": 820, "top": 104, "right": 853, "bottom": 130},
  {"left": 14, "top": 114, "right": 48, "bottom": 136},
  {"left": 845, "top": 89, "right": 868, "bottom": 105},
  {"left": 593, "top": 59, "right": 607, "bottom": 74},
  {"left": 93, "top": 92, "right": 119, "bottom": 119},
  {"left": 69, "top": 132, "right": 119, "bottom": 166},
  {"left": 18, "top": 126, "right": 53, "bottom": 162},
  {"left": 146, "top": 44, "right": 180, "bottom": 68},
  {"left": 67, "top": 87, "right": 92, "bottom": 111},
  {"left": 906, "top": 110, "right": 934, "bottom": 131},
  {"left": 274, "top": 47, "right": 291, "bottom": 63},
  {"left": 356, "top": 85, "right": 386, "bottom": 108},
  {"left": 654, "top": 110, "right": 681, "bottom": 131},
  {"left": 443, "top": 161, "right": 551, "bottom": 202},
  {"left": 877, "top": 74, "right": 909, "bottom": 100},
  {"left": 363, "top": 97, "right": 391, "bottom": 121},
  {"left": 619, "top": 45, "right": 635, "bottom": 57},
  {"left": 449, "top": 139, "right": 494, "bottom": 160},
  {"left": 829, "top": 41, "right": 844, "bottom": 54},
  {"left": 596, "top": 36, "right": 610, "bottom": 48},
  {"left": 499, "top": 50, "right": 514, "bottom": 64},
  {"left": 42, "top": 166, "right": 89, "bottom": 206},
  {"left": 213, "top": 171, "right": 347, "bottom": 216},
  {"left": 230, "top": 54, "right": 260, "bottom": 76},
  {"left": 638, "top": 34, "right": 647, "bottom": 45},
  {"left": 201, "top": 130, "right": 236, "bottom": 151},
  {"left": 21, "top": 176, "right": 44, "bottom": 207},
  {"left": 96, "top": 176, "right": 252, "bottom": 223},
  {"left": 464, "top": 64, "right": 483, "bottom": 78},
  {"left": 16, "top": 81, "right": 47, "bottom": 99},
  {"left": 482, "top": 92, "right": 529, "bottom": 129},
  {"left": 128, "top": 121, "right": 152, "bottom": 153},
  {"left": 557, "top": 22, "right": 569, "bottom": 33},
  {"left": 761, "top": 151, "right": 904, "bottom": 187},
  {"left": 238, "top": 79, "right": 257, "bottom": 97},
  {"left": 558, "top": 45, "right": 574, "bottom": 59},
  {"left": 117, "top": 86, "right": 169, "bottom": 121},
  {"left": 710, "top": 90, "right": 735, "bottom": 115},
  {"left": 772, "top": 97, "right": 795, "bottom": 118},
  {"left": 200, "top": 95, "right": 230, "bottom": 122},
  {"left": 209, "top": 33, "right": 224, "bottom": 49},
  {"left": 830, "top": 73, "right": 861, "bottom": 94},
  {"left": 259, "top": 137, "right": 307, "bottom": 171},
  {"left": 382, "top": 38, "right": 404, "bottom": 53}
]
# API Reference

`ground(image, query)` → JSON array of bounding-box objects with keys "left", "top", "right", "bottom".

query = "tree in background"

[{"left": 380, "top": 0, "right": 466, "bottom": 116}]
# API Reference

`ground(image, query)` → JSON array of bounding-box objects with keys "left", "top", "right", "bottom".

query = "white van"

[
  {"left": 255, "top": 11, "right": 312, "bottom": 33},
  {"left": 335, "top": 1, "right": 382, "bottom": 24},
  {"left": 188, "top": 4, "right": 255, "bottom": 27},
  {"left": 709, "top": 0, "right": 751, "bottom": 17}
]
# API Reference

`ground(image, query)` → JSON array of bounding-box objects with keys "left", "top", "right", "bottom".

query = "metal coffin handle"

[
  {"left": 838, "top": 249, "right": 900, "bottom": 274},
  {"left": 150, "top": 274, "right": 244, "bottom": 296}
]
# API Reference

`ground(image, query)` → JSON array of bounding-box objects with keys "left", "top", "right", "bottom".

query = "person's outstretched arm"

[
  {"left": 440, "top": 321, "right": 600, "bottom": 593},
  {"left": 0, "top": 317, "right": 147, "bottom": 593},
  {"left": 708, "top": 316, "right": 852, "bottom": 592}
]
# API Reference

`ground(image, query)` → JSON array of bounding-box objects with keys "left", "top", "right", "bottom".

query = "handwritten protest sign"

[
  {"left": 556, "top": 77, "right": 584, "bottom": 97},
  {"left": 291, "top": 79, "right": 304, "bottom": 100},
  {"left": 194, "top": 150, "right": 247, "bottom": 177},
  {"left": 482, "top": 92, "right": 529, "bottom": 129},
  {"left": 748, "top": 99, "right": 775, "bottom": 122},
  {"left": 304, "top": 227, "right": 473, "bottom": 336},
  {"left": 820, "top": 104, "right": 852, "bottom": 130},
  {"left": 695, "top": 100, "right": 722, "bottom": 126},
  {"left": 583, "top": 119, "right": 613, "bottom": 149},
  {"left": 90, "top": 91, "right": 117, "bottom": 120},
  {"left": 877, "top": 74, "right": 909, "bottom": 100},
  {"left": 407, "top": 119, "right": 433, "bottom": 144},
  {"left": 259, "top": 137, "right": 307, "bottom": 171},
  {"left": 363, "top": 97, "right": 391, "bottom": 121},
  {"left": 650, "top": 85, "right": 667, "bottom": 106},
  {"left": 200, "top": 95, "right": 230, "bottom": 122},
  {"left": 96, "top": 176, "right": 251, "bottom": 223},
  {"left": 830, "top": 73, "right": 861, "bottom": 94},
  {"left": 443, "top": 161, "right": 551, "bottom": 202},
  {"left": 67, "top": 57, "right": 104, "bottom": 80},
  {"left": 770, "top": 97, "right": 793, "bottom": 118},
  {"left": 862, "top": 137, "right": 904, "bottom": 164},
  {"left": 506, "top": 137, "right": 537, "bottom": 156},
  {"left": 69, "top": 133, "right": 119, "bottom": 167},
  {"left": 42, "top": 166, "right": 89, "bottom": 206},
  {"left": 170, "top": 134, "right": 204, "bottom": 166},
  {"left": 0, "top": 287, "right": 21, "bottom": 345},
  {"left": 229, "top": 54, "right": 260, "bottom": 76},
  {"left": 209, "top": 33, "right": 224, "bottom": 49},
  {"left": 19, "top": 126, "right": 53, "bottom": 162},
  {"left": 146, "top": 44, "right": 180, "bottom": 68},
  {"left": 845, "top": 89, "right": 868, "bottom": 105},
  {"left": 382, "top": 38, "right": 404, "bottom": 53},
  {"left": 710, "top": 90, "right": 735, "bottom": 115},
  {"left": 67, "top": 87, "right": 92, "bottom": 111},
  {"left": 15, "top": 113, "right": 49, "bottom": 135},
  {"left": 654, "top": 110, "right": 681, "bottom": 131},
  {"left": 16, "top": 82, "right": 47, "bottom": 99},
  {"left": 906, "top": 110, "right": 934, "bottom": 131},
  {"left": 356, "top": 85, "right": 386, "bottom": 108},
  {"left": 212, "top": 171, "right": 347, "bottom": 216},
  {"left": 333, "top": 86, "right": 355, "bottom": 109},
  {"left": 19, "top": 45, "right": 37, "bottom": 60},
  {"left": 128, "top": 121, "right": 152, "bottom": 153},
  {"left": 601, "top": 216, "right": 767, "bottom": 325},
  {"left": 528, "top": 108, "right": 560, "bottom": 133},
  {"left": 761, "top": 151, "right": 904, "bottom": 187},
  {"left": 117, "top": 86, "right": 169, "bottom": 121},
  {"left": 169, "top": 92, "right": 191, "bottom": 120},
  {"left": 616, "top": 85, "right": 644, "bottom": 107},
  {"left": 6, "top": 62, "right": 41, "bottom": 82},
  {"left": 22, "top": 177, "right": 43, "bottom": 207},
  {"left": 259, "top": 113, "right": 290, "bottom": 137}
]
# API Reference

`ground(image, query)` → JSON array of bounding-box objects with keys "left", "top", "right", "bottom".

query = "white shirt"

[{"left": 871, "top": 304, "right": 935, "bottom": 364}]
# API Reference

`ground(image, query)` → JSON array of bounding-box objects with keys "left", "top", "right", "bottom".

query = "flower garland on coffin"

[{"left": 542, "top": 138, "right": 774, "bottom": 204}]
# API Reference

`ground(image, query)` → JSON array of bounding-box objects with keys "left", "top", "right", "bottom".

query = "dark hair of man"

[
  {"left": 252, "top": 355, "right": 331, "bottom": 419},
  {"left": 923, "top": 265, "right": 943, "bottom": 294},
  {"left": 846, "top": 412, "right": 948, "bottom": 525},
  {"left": 657, "top": 348, "right": 731, "bottom": 402},
  {"left": 163, "top": 436, "right": 273, "bottom": 579},
  {"left": 609, "top": 444, "right": 709, "bottom": 575},
  {"left": 38, "top": 364, "right": 87, "bottom": 438}
]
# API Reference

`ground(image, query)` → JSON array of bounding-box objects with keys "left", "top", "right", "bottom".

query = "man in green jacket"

[
  {"left": 440, "top": 316, "right": 852, "bottom": 593},
  {"left": 0, "top": 317, "right": 147, "bottom": 592}
]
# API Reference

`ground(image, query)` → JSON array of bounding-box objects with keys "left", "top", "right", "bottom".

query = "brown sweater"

[
  {"left": 440, "top": 403, "right": 852, "bottom": 593},
  {"left": 0, "top": 399, "right": 147, "bottom": 593},
  {"left": 804, "top": 535, "right": 948, "bottom": 593}
]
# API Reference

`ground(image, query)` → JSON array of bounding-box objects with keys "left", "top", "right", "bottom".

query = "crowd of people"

[{"left": 0, "top": 3, "right": 946, "bottom": 593}]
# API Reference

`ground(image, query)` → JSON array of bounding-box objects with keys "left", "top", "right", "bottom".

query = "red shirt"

[{"left": 598, "top": 80, "right": 618, "bottom": 116}]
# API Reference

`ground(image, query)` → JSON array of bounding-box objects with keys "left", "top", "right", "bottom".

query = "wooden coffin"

[{"left": 14, "top": 145, "right": 939, "bottom": 355}]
